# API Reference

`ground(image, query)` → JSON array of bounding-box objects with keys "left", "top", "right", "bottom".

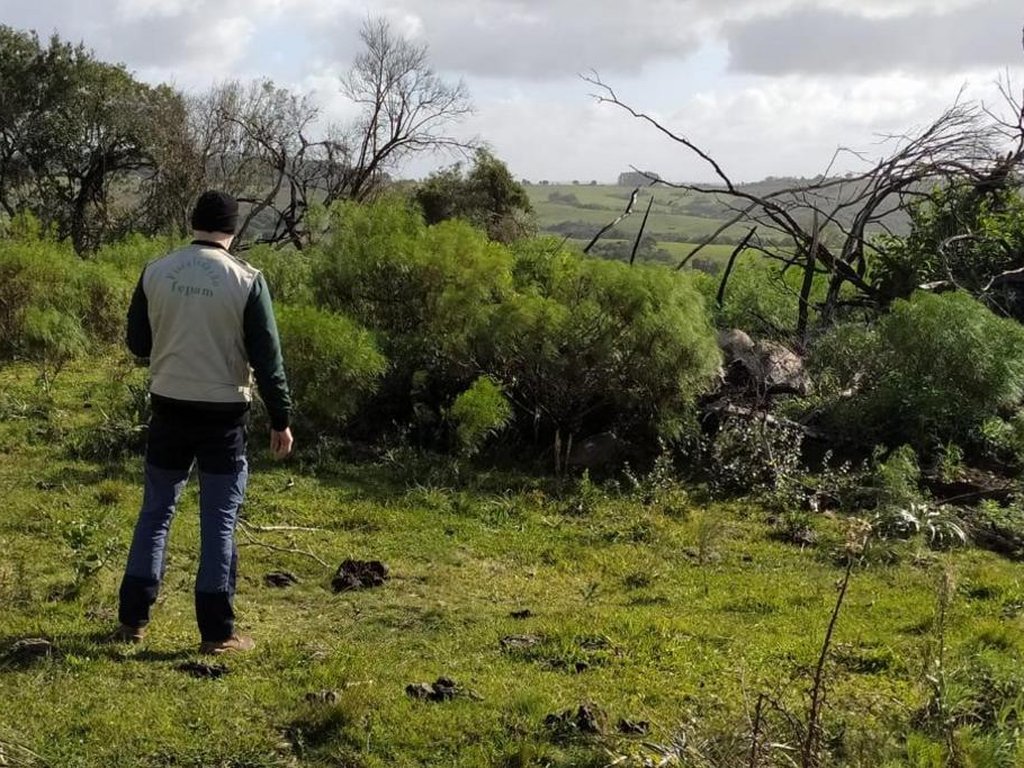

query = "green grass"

[{"left": 2, "top": 359, "right": 1024, "bottom": 766}]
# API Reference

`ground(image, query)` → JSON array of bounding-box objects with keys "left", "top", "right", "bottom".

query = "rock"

[
  {"left": 264, "top": 571, "right": 300, "bottom": 588},
  {"left": 175, "top": 661, "right": 228, "bottom": 679},
  {"left": 331, "top": 560, "right": 390, "bottom": 593},
  {"left": 718, "top": 328, "right": 812, "bottom": 396},
  {"left": 5, "top": 638, "right": 55, "bottom": 663},
  {"left": 758, "top": 340, "right": 812, "bottom": 396},
  {"left": 566, "top": 432, "right": 624, "bottom": 471},
  {"left": 718, "top": 328, "right": 756, "bottom": 359}
]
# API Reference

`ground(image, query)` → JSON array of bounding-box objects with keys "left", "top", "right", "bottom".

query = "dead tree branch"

[
  {"left": 583, "top": 187, "right": 639, "bottom": 253},
  {"left": 585, "top": 72, "right": 1024, "bottom": 334}
]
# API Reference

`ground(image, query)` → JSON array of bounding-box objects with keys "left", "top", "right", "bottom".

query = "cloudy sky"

[{"left": 3, "top": 0, "right": 1023, "bottom": 182}]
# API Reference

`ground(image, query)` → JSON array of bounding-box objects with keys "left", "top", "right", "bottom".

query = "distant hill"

[{"left": 524, "top": 179, "right": 911, "bottom": 270}]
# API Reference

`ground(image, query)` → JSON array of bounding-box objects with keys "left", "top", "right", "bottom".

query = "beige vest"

[{"left": 143, "top": 244, "right": 260, "bottom": 404}]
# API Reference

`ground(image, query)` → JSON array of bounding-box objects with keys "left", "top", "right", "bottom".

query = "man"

[{"left": 112, "top": 190, "right": 293, "bottom": 654}]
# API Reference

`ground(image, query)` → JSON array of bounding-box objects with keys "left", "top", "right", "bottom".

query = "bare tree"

[
  {"left": 166, "top": 18, "right": 474, "bottom": 250},
  {"left": 583, "top": 73, "right": 1024, "bottom": 338},
  {"left": 340, "top": 17, "right": 475, "bottom": 203}
]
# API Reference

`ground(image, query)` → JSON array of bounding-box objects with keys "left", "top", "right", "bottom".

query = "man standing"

[{"left": 113, "top": 191, "right": 293, "bottom": 654}]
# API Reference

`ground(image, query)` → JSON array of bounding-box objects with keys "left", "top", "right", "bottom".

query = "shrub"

[
  {"left": 414, "top": 148, "right": 534, "bottom": 243},
  {"left": 873, "top": 183, "right": 1024, "bottom": 302},
  {"left": 814, "top": 292, "right": 1024, "bottom": 452},
  {"left": 276, "top": 305, "right": 387, "bottom": 428},
  {"left": 93, "top": 233, "right": 179, "bottom": 276},
  {"left": 310, "top": 199, "right": 515, "bottom": 440},
  {"left": 486, "top": 242, "right": 721, "bottom": 443},
  {"left": 447, "top": 376, "right": 512, "bottom": 456},
  {"left": 870, "top": 445, "right": 921, "bottom": 510},
  {"left": 22, "top": 306, "right": 88, "bottom": 388},
  {"left": 708, "top": 416, "right": 804, "bottom": 506},
  {"left": 695, "top": 253, "right": 830, "bottom": 339},
  {"left": 313, "top": 199, "right": 514, "bottom": 360},
  {"left": 246, "top": 245, "right": 314, "bottom": 306},
  {"left": 69, "top": 364, "right": 151, "bottom": 460},
  {"left": 310, "top": 204, "right": 719, "bottom": 452},
  {"left": 0, "top": 237, "right": 132, "bottom": 359},
  {"left": 73, "top": 262, "right": 132, "bottom": 344}
]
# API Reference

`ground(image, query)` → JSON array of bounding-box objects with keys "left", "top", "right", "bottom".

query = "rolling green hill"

[{"left": 526, "top": 181, "right": 909, "bottom": 271}]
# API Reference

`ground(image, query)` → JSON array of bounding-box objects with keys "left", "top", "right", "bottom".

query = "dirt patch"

[
  {"left": 175, "top": 661, "right": 228, "bottom": 679},
  {"left": 544, "top": 703, "right": 607, "bottom": 736},
  {"left": 264, "top": 571, "right": 300, "bottom": 588},
  {"left": 618, "top": 718, "right": 650, "bottom": 736},
  {"left": 405, "top": 677, "right": 480, "bottom": 702},
  {"left": 331, "top": 560, "right": 390, "bottom": 592},
  {"left": 2, "top": 638, "right": 56, "bottom": 665}
]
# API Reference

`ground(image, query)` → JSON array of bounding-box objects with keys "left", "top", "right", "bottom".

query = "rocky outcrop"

[{"left": 718, "top": 329, "right": 812, "bottom": 396}]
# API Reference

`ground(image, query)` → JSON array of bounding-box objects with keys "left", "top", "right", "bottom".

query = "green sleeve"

[
  {"left": 243, "top": 273, "right": 292, "bottom": 430},
  {"left": 126, "top": 271, "right": 152, "bottom": 358}
]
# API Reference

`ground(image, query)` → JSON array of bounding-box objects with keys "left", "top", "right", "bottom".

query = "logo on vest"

[{"left": 167, "top": 257, "right": 221, "bottom": 298}]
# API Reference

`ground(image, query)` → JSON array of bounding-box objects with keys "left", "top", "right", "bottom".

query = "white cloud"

[
  {"left": 655, "top": 72, "right": 1019, "bottom": 181},
  {"left": 2, "top": 0, "right": 1020, "bottom": 181},
  {"left": 724, "top": 0, "right": 1021, "bottom": 75}
]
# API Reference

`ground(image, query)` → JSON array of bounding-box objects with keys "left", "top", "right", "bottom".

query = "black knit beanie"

[{"left": 191, "top": 191, "right": 239, "bottom": 234}]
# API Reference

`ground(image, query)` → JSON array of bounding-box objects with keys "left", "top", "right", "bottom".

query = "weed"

[
  {"left": 59, "top": 514, "right": 119, "bottom": 598},
  {"left": 561, "top": 470, "right": 604, "bottom": 516},
  {"left": 709, "top": 416, "right": 805, "bottom": 513}
]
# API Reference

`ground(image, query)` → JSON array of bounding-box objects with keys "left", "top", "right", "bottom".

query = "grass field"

[
  {"left": 526, "top": 184, "right": 751, "bottom": 262},
  {"left": 3, "top": 359, "right": 1024, "bottom": 766}
]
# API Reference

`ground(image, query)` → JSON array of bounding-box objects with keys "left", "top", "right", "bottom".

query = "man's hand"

[{"left": 270, "top": 428, "right": 294, "bottom": 460}]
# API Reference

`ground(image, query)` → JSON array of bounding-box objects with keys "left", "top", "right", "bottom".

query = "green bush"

[
  {"left": 0, "top": 237, "right": 132, "bottom": 359},
  {"left": 484, "top": 243, "right": 721, "bottom": 442},
  {"left": 246, "top": 245, "right": 314, "bottom": 306},
  {"left": 312, "top": 198, "right": 513, "bottom": 361},
  {"left": 69, "top": 363, "right": 151, "bottom": 460},
  {"left": 693, "top": 254, "right": 831, "bottom": 339},
  {"left": 873, "top": 183, "right": 1024, "bottom": 302},
  {"left": 73, "top": 262, "right": 132, "bottom": 344},
  {"left": 310, "top": 199, "right": 515, "bottom": 440},
  {"left": 708, "top": 416, "right": 803, "bottom": 505},
  {"left": 447, "top": 376, "right": 512, "bottom": 456},
  {"left": 22, "top": 305, "right": 88, "bottom": 387},
  {"left": 93, "top": 233, "right": 180, "bottom": 276},
  {"left": 414, "top": 148, "right": 534, "bottom": 243},
  {"left": 814, "top": 292, "right": 1024, "bottom": 452},
  {"left": 276, "top": 304, "right": 387, "bottom": 428},
  {"left": 310, "top": 205, "right": 720, "bottom": 450}
]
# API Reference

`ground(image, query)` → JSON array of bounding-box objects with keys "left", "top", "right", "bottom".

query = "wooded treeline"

[{"left": 0, "top": 19, "right": 493, "bottom": 254}]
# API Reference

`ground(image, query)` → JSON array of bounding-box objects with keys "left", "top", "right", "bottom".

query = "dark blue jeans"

[{"left": 118, "top": 408, "right": 248, "bottom": 641}]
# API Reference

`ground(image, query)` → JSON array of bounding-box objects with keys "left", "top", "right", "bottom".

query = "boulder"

[
  {"left": 718, "top": 329, "right": 812, "bottom": 396},
  {"left": 566, "top": 432, "right": 623, "bottom": 471}
]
